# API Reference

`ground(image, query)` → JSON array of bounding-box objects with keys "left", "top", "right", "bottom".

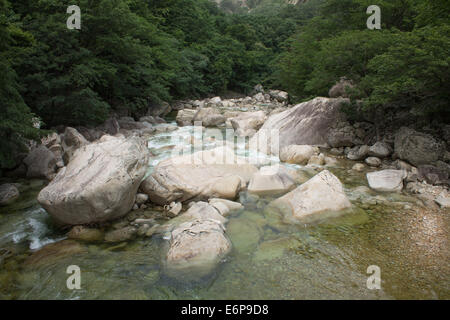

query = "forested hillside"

[{"left": 0, "top": 0, "right": 449, "bottom": 170}]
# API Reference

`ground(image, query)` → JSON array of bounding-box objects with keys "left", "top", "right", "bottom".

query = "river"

[{"left": 0, "top": 123, "right": 448, "bottom": 299}]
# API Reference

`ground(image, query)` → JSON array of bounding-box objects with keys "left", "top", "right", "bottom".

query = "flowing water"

[{"left": 0, "top": 124, "right": 449, "bottom": 300}]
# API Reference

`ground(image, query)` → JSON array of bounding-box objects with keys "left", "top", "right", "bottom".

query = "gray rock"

[
  {"left": 0, "top": 184, "right": 19, "bottom": 206},
  {"left": 326, "top": 126, "right": 359, "bottom": 148},
  {"left": 365, "top": 157, "right": 381, "bottom": 167},
  {"left": 270, "top": 170, "right": 351, "bottom": 223},
  {"left": 368, "top": 141, "right": 392, "bottom": 158},
  {"left": 394, "top": 127, "right": 444, "bottom": 166},
  {"left": 105, "top": 226, "right": 137, "bottom": 243},
  {"left": 23, "top": 145, "right": 57, "bottom": 180},
  {"left": 418, "top": 165, "right": 449, "bottom": 185},
  {"left": 147, "top": 102, "right": 171, "bottom": 117},
  {"left": 347, "top": 145, "right": 370, "bottom": 161},
  {"left": 366, "top": 170, "right": 407, "bottom": 192}
]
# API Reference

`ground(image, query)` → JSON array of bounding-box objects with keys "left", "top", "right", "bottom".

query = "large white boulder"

[
  {"left": 366, "top": 170, "right": 407, "bottom": 192},
  {"left": 140, "top": 146, "right": 258, "bottom": 205},
  {"left": 38, "top": 136, "right": 150, "bottom": 225},
  {"left": 270, "top": 170, "right": 351, "bottom": 223}
]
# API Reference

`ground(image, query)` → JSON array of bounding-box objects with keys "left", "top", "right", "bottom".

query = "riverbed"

[{"left": 0, "top": 124, "right": 448, "bottom": 299}]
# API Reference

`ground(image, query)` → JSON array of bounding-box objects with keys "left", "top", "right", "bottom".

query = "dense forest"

[{"left": 0, "top": 0, "right": 449, "bottom": 171}]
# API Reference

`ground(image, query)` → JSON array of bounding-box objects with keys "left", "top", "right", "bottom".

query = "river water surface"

[{"left": 0, "top": 124, "right": 448, "bottom": 299}]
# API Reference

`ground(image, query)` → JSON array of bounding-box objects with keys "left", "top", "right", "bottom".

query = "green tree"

[{"left": 0, "top": 0, "right": 40, "bottom": 169}]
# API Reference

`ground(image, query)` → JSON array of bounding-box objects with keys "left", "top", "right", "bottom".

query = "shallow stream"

[{"left": 0, "top": 124, "right": 448, "bottom": 299}]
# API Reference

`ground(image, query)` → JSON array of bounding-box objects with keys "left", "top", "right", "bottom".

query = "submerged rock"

[
  {"left": 67, "top": 226, "right": 104, "bottom": 242},
  {"left": 165, "top": 219, "right": 231, "bottom": 280},
  {"left": 38, "top": 136, "right": 149, "bottom": 225},
  {"left": 181, "top": 201, "right": 227, "bottom": 225},
  {"left": 227, "top": 218, "right": 262, "bottom": 254},
  {"left": 366, "top": 170, "right": 407, "bottom": 192},
  {"left": 0, "top": 184, "right": 19, "bottom": 206},
  {"left": 104, "top": 226, "right": 137, "bottom": 243},
  {"left": 270, "top": 170, "right": 351, "bottom": 223},
  {"left": 352, "top": 163, "right": 365, "bottom": 172},
  {"left": 25, "top": 240, "right": 87, "bottom": 268}
]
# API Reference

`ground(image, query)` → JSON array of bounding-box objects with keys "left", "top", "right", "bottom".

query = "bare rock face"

[
  {"left": 140, "top": 146, "right": 258, "bottom": 205},
  {"left": 165, "top": 219, "right": 231, "bottom": 280},
  {"left": 270, "top": 170, "right": 351, "bottom": 223},
  {"left": 250, "top": 97, "right": 348, "bottom": 154},
  {"left": 394, "top": 127, "right": 444, "bottom": 167},
  {"left": 38, "top": 136, "right": 149, "bottom": 225},
  {"left": 230, "top": 111, "right": 266, "bottom": 137},
  {"left": 23, "top": 145, "right": 57, "bottom": 180},
  {"left": 61, "top": 127, "right": 88, "bottom": 164},
  {"left": 366, "top": 170, "right": 407, "bottom": 192}
]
